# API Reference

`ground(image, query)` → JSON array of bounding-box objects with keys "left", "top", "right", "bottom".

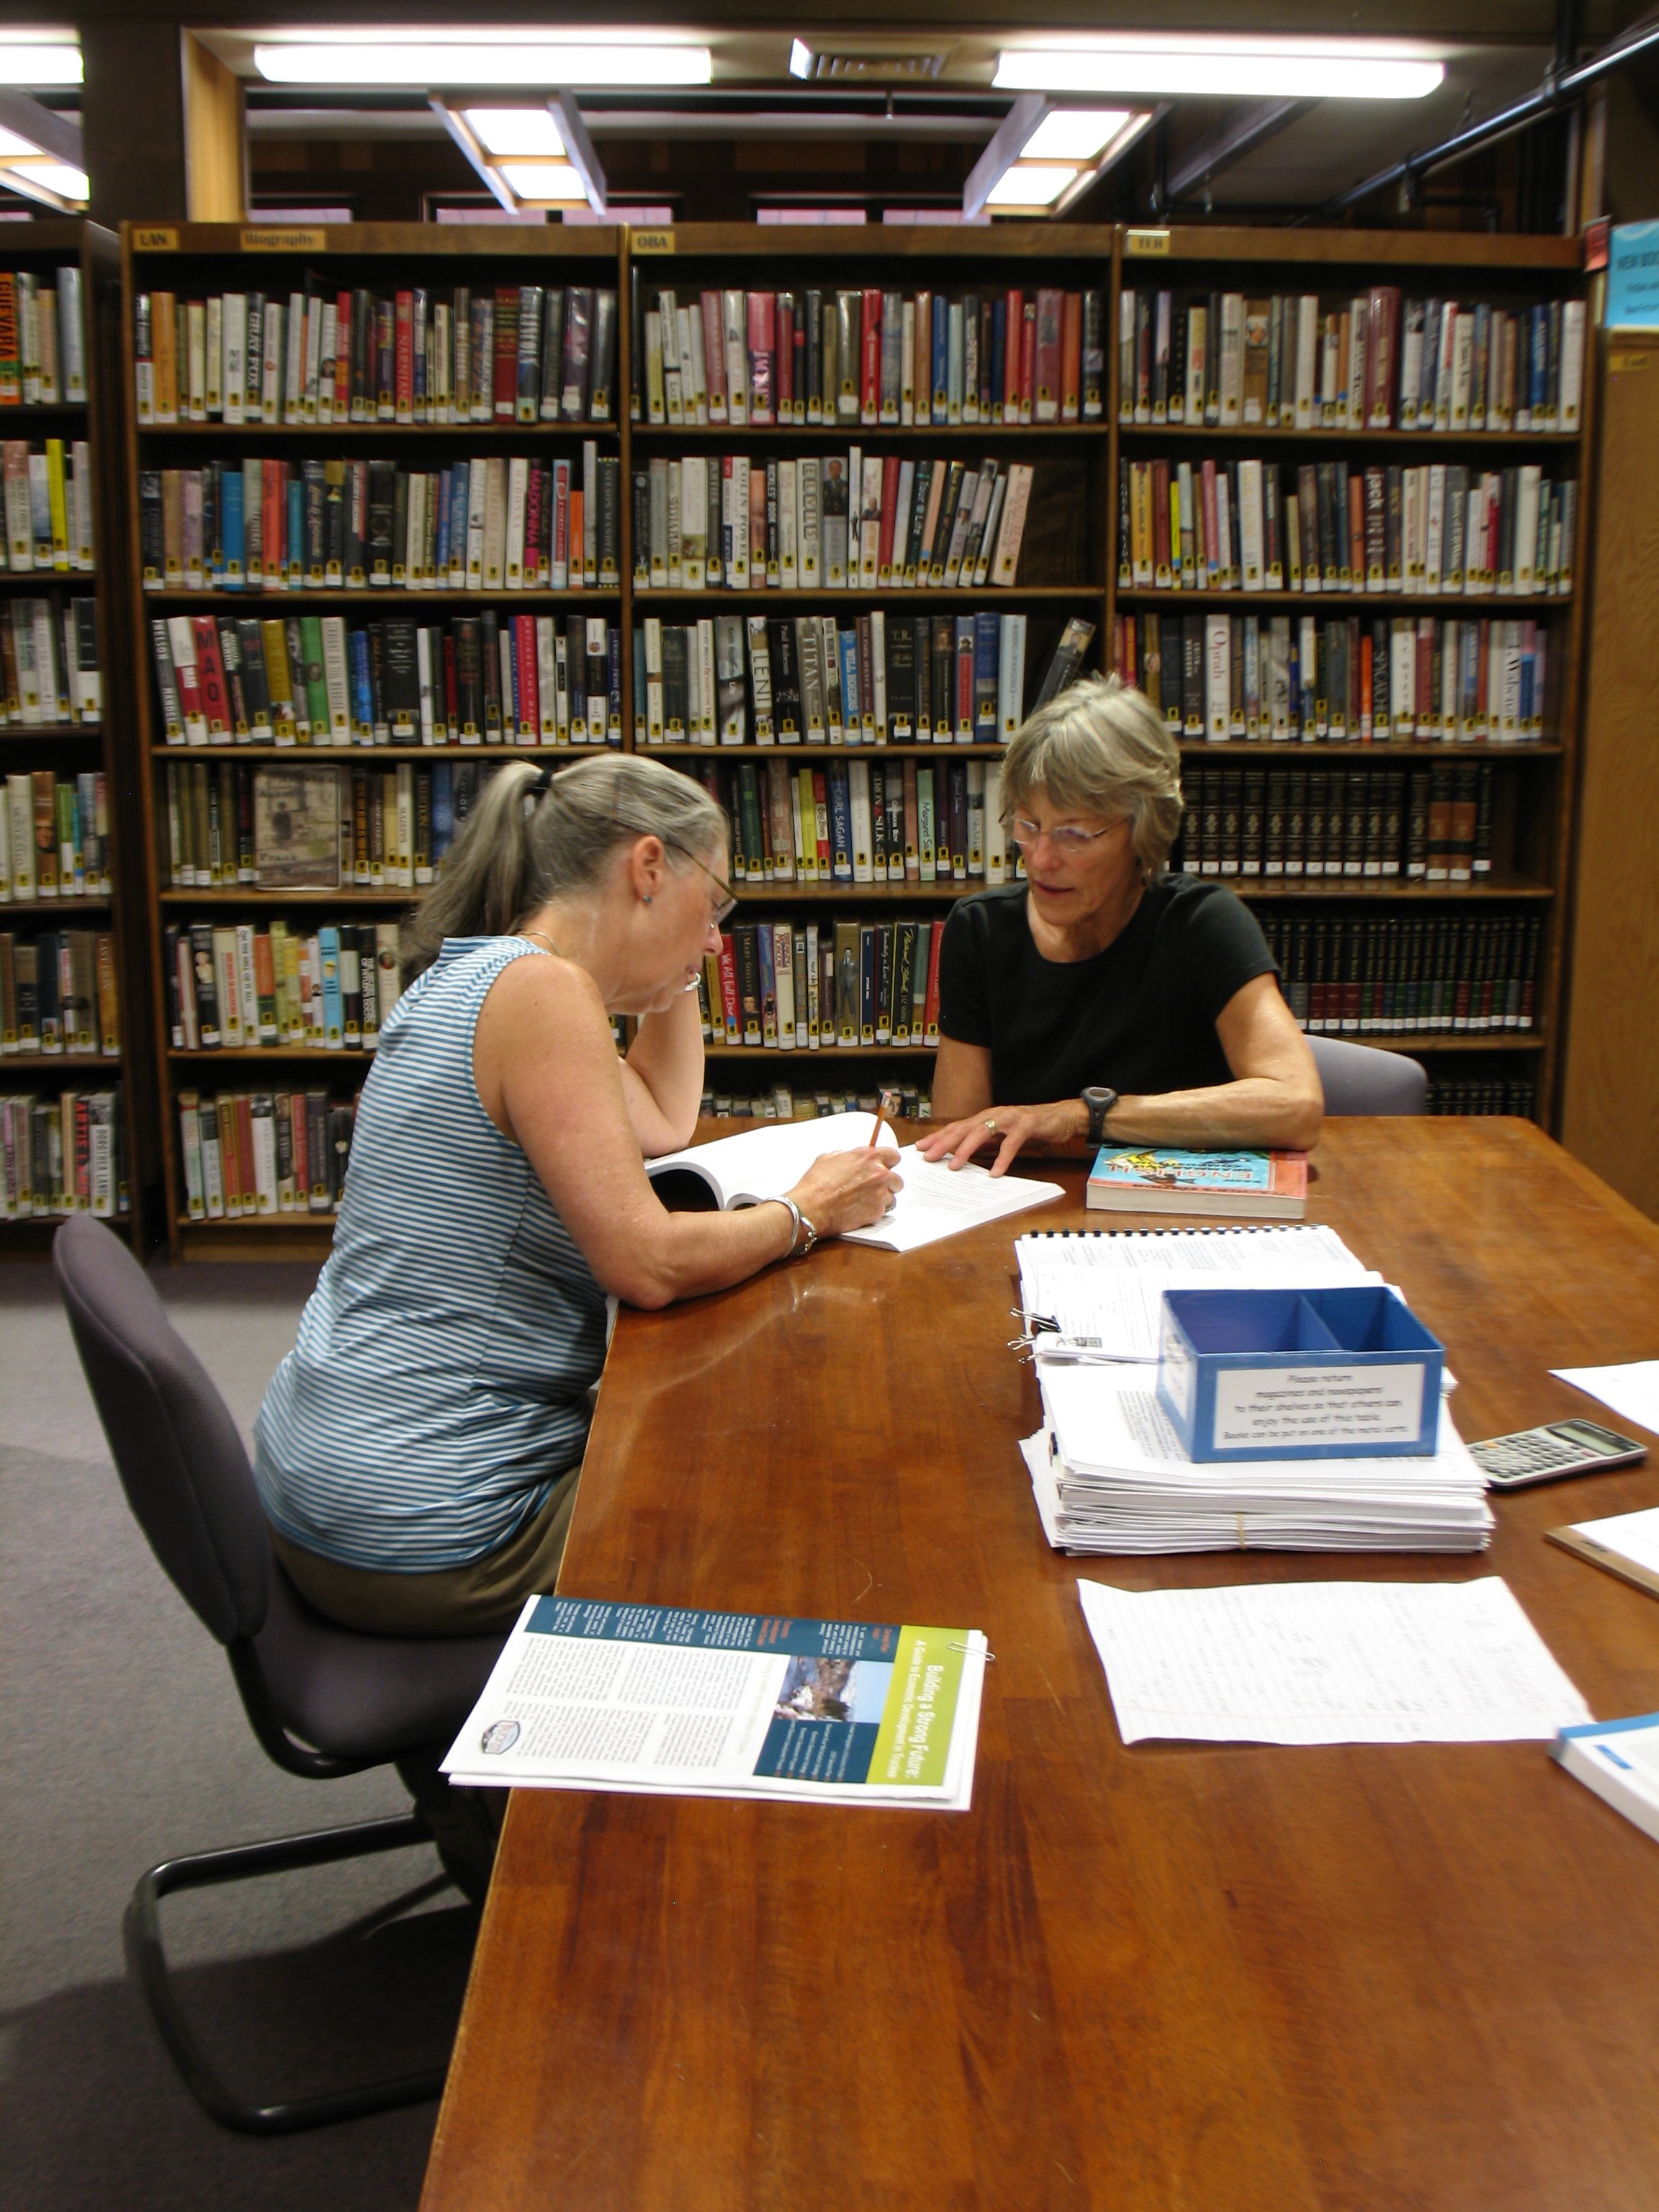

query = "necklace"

[{"left": 520, "top": 928, "right": 565, "bottom": 956}]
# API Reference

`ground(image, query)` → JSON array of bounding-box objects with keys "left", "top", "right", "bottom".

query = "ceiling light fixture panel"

[
  {"left": 256, "top": 35, "right": 711, "bottom": 88},
  {"left": 0, "top": 41, "right": 81, "bottom": 87},
  {"left": 994, "top": 37, "right": 1444, "bottom": 101}
]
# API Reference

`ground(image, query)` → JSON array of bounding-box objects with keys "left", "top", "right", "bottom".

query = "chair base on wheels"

[{"left": 126, "top": 1812, "right": 448, "bottom": 2136}]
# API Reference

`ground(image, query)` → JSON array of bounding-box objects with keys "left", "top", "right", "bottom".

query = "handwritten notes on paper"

[{"left": 1077, "top": 1576, "right": 1591, "bottom": 1745}]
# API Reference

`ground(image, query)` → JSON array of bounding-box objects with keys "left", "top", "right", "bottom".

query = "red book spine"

[
  {"left": 860, "top": 289, "right": 882, "bottom": 424},
  {"left": 553, "top": 462, "right": 570, "bottom": 577},
  {"left": 494, "top": 289, "right": 518, "bottom": 421},
  {"left": 262, "top": 459, "right": 284, "bottom": 574},
  {"left": 1003, "top": 290, "right": 1023, "bottom": 420},
  {"left": 1060, "top": 291, "right": 1082, "bottom": 423},
  {"left": 1033, "top": 288, "right": 1063, "bottom": 423},
  {"left": 524, "top": 465, "right": 544, "bottom": 586},
  {"left": 876, "top": 454, "right": 901, "bottom": 581},
  {"left": 513, "top": 615, "right": 539, "bottom": 735},
  {"left": 746, "top": 291, "right": 775, "bottom": 425},
  {"left": 1152, "top": 458, "right": 1171, "bottom": 577},
  {"left": 1019, "top": 300, "right": 1038, "bottom": 424},
  {"left": 335, "top": 290, "right": 353, "bottom": 418},
  {"left": 395, "top": 292, "right": 414, "bottom": 422},
  {"left": 568, "top": 489, "right": 584, "bottom": 585},
  {"left": 1360, "top": 632, "right": 1374, "bottom": 739},
  {"left": 192, "top": 616, "right": 231, "bottom": 737},
  {"left": 922, "top": 912, "right": 944, "bottom": 1043}
]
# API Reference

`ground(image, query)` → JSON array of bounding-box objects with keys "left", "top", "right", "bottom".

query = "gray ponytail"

[{"left": 400, "top": 755, "right": 726, "bottom": 984}]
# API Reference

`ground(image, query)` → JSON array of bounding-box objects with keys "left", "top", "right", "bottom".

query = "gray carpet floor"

[{"left": 1, "top": 1260, "right": 477, "bottom": 2211}]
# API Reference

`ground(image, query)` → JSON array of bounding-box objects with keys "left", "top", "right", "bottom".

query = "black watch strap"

[{"left": 1082, "top": 1086, "right": 1119, "bottom": 1146}]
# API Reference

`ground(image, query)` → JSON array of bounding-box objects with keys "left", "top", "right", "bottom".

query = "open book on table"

[{"left": 646, "top": 1110, "right": 1064, "bottom": 1254}]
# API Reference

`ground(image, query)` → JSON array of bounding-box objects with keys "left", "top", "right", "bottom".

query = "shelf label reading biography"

[{"left": 241, "top": 228, "right": 328, "bottom": 252}]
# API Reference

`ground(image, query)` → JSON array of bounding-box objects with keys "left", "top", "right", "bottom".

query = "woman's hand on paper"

[
  {"left": 788, "top": 1147, "right": 904, "bottom": 1235},
  {"left": 915, "top": 1101, "right": 1084, "bottom": 1178}
]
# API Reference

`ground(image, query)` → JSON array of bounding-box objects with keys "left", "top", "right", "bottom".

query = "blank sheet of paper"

[
  {"left": 1560, "top": 1506, "right": 1659, "bottom": 1579},
  {"left": 1550, "top": 1361, "right": 1659, "bottom": 1438},
  {"left": 1077, "top": 1576, "right": 1591, "bottom": 1745}
]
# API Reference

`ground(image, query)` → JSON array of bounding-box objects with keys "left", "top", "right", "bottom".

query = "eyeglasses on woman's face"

[
  {"left": 668, "top": 842, "right": 739, "bottom": 927},
  {"left": 1008, "top": 815, "right": 1120, "bottom": 858}
]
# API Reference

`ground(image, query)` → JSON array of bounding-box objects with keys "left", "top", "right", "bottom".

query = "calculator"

[{"left": 1469, "top": 1419, "right": 1649, "bottom": 1489}]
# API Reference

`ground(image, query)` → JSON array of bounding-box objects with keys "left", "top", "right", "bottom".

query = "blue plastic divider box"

[{"left": 1155, "top": 1286, "right": 1445, "bottom": 1462}]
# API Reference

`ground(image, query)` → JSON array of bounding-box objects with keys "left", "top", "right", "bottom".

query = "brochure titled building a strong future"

[{"left": 444, "top": 1596, "right": 989, "bottom": 1811}]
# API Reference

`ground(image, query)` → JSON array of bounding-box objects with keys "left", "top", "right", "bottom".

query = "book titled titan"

[{"left": 1086, "top": 1146, "right": 1308, "bottom": 1220}]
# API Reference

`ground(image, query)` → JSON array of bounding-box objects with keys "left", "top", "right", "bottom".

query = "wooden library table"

[{"left": 421, "top": 1118, "right": 1659, "bottom": 2212}]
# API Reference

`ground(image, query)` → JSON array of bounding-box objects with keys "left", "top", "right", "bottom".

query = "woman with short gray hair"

[
  {"left": 254, "top": 753, "right": 900, "bottom": 1641},
  {"left": 918, "top": 673, "right": 1321, "bottom": 1176}
]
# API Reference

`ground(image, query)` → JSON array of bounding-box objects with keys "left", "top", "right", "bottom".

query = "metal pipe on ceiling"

[{"left": 1321, "top": 6, "right": 1659, "bottom": 218}]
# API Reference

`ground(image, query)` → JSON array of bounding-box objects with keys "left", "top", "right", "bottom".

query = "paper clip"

[{"left": 949, "top": 1642, "right": 994, "bottom": 1660}]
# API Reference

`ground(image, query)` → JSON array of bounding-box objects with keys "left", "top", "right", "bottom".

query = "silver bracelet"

[{"left": 766, "top": 1195, "right": 817, "bottom": 1260}]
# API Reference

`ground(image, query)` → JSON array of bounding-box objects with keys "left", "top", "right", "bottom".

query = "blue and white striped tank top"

[{"left": 253, "top": 936, "right": 608, "bottom": 1573}]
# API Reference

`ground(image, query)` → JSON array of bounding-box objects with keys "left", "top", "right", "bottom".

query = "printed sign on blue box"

[
  {"left": 1156, "top": 1286, "right": 1444, "bottom": 1462},
  {"left": 1606, "top": 220, "right": 1659, "bottom": 331}
]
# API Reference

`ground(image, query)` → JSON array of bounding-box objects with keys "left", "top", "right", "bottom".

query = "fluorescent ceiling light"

[
  {"left": 497, "top": 161, "right": 586, "bottom": 201},
  {"left": 789, "top": 39, "right": 812, "bottom": 80},
  {"left": 463, "top": 107, "right": 564, "bottom": 157},
  {"left": 0, "top": 158, "right": 87, "bottom": 208},
  {"left": 1020, "top": 108, "right": 1133, "bottom": 162},
  {"left": 986, "top": 165, "right": 1077, "bottom": 208},
  {"left": 255, "top": 38, "right": 711, "bottom": 87},
  {"left": 0, "top": 43, "right": 81, "bottom": 87},
  {"left": 0, "top": 123, "right": 43, "bottom": 159},
  {"left": 995, "top": 39, "right": 1444, "bottom": 100}
]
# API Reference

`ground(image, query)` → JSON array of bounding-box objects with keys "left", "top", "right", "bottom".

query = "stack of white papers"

[
  {"left": 1077, "top": 1576, "right": 1591, "bottom": 1744},
  {"left": 1024, "top": 1363, "right": 1493, "bottom": 1555},
  {"left": 1016, "top": 1224, "right": 1382, "bottom": 1364},
  {"left": 444, "top": 1594, "right": 989, "bottom": 1812}
]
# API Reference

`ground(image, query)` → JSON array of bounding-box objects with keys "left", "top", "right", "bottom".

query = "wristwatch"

[
  {"left": 771, "top": 1195, "right": 819, "bottom": 1260},
  {"left": 1081, "top": 1085, "right": 1120, "bottom": 1146}
]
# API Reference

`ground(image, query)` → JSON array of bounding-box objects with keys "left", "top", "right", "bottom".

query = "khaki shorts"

[{"left": 268, "top": 1463, "right": 581, "bottom": 1638}]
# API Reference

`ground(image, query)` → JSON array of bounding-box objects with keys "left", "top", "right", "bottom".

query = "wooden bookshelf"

[
  {"left": 2, "top": 218, "right": 154, "bottom": 1255},
  {"left": 120, "top": 220, "right": 627, "bottom": 1257},
  {"left": 119, "top": 220, "right": 1593, "bottom": 1255}
]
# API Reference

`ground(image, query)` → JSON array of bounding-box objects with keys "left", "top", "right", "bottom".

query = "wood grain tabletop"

[{"left": 421, "top": 1118, "right": 1659, "bottom": 2212}]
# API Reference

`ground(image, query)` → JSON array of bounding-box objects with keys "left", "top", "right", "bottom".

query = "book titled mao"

[
  {"left": 443, "top": 1594, "right": 989, "bottom": 1810},
  {"left": 1087, "top": 1146, "right": 1308, "bottom": 1220},
  {"left": 252, "top": 764, "right": 340, "bottom": 889}
]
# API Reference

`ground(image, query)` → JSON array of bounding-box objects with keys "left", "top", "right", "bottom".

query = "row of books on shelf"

[
  {"left": 139, "top": 449, "right": 619, "bottom": 595},
  {"left": 178, "top": 1085, "right": 356, "bottom": 1220},
  {"left": 1259, "top": 910, "right": 1540, "bottom": 1034},
  {"left": 0, "top": 928, "right": 120, "bottom": 1056},
  {"left": 2, "top": 773, "right": 111, "bottom": 902},
  {"left": 1177, "top": 763, "right": 1493, "bottom": 884},
  {"left": 1426, "top": 1075, "right": 1537, "bottom": 1117},
  {"left": 151, "top": 611, "right": 623, "bottom": 751},
  {"left": 0, "top": 269, "right": 86, "bottom": 408},
  {"left": 1, "top": 1086, "right": 125, "bottom": 1220},
  {"left": 633, "top": 451, "right": 1033, "bottom": 593},
  {"left": 1116, "top": 284, "right": 1584, "bottom": 434},
  {"left": 134, "top": 281, "right": 619, "bottom": 428},
  {"left": 1113, "top": 611, "right": 1550, "bottom": 745},
  {"left": 701, "top": 1085, "right": 934, "bottom": 1123},
  {"left": 684, "top": 754, "right": 1013, "bottom": 887},
  {"left": 4, "top": 441, "right": 95, "bottom": 573},
  {"left": 1118, "top": 456, "right": 1573, "bottom": 600},
  {"left": 638, "top": 610, "right": 1082, "bottom": 749},
  {"left": 637, "top": 283, "right": 1105, "bottom": 428},
  {"left": 700, "top": 916, "right": 943, "bottom": 1051},
  {"left": 2, "top": 593, "right": 101, "bottom": 727},
  {"left": 166, "top": 918, "right": 400, "bottom": 1052}
]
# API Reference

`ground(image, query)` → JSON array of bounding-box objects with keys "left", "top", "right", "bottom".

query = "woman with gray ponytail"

[{"left": 253, "top": 755, "right": 901, "bottom": 1647}]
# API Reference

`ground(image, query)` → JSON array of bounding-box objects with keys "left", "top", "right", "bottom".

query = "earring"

[{"left": 642, "top": 895, "right": 653, "bottom": 905}]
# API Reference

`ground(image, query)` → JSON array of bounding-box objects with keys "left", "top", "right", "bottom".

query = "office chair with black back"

[
  {"left": 53, "top": 1213, "right": 508, "bottom": 2136},
  {"left": 1308, "top": 1034, "right": 1429, "bottom": 1115}
]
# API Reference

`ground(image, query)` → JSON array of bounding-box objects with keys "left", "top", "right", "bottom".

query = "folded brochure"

[{"left": 444, "top": 1594, "right": 988, "bottom": 1810}]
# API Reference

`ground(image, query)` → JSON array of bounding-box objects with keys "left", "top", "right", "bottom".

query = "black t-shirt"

[{"left": 938, "top": 876, "right": 1278, "bottom": 1104}]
